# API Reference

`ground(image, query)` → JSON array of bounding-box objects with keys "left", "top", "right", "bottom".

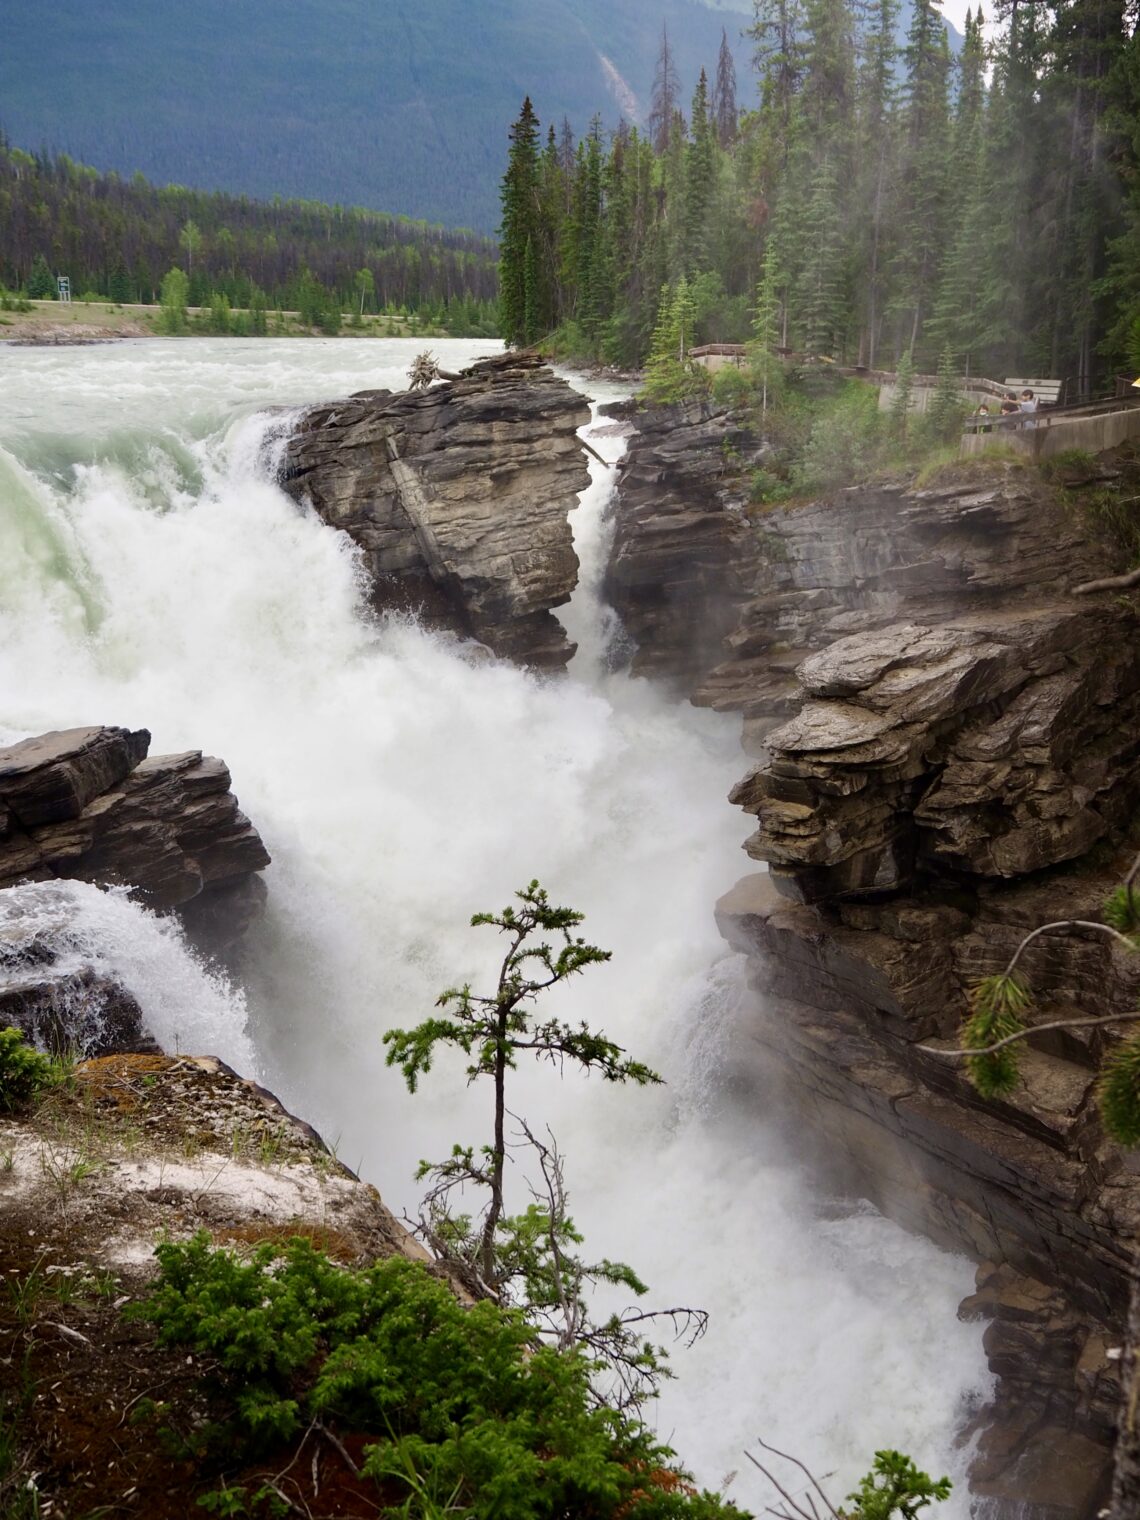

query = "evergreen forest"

[
  {"left": 0, "top": 136, "right": 499, "bottom": 333},
  {"left": 501, "top": 0, "right": 1140, "bottom": 397}
]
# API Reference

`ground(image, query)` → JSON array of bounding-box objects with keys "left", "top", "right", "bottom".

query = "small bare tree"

[{"left": 384, "top": 880, "right": 706, "bottom": 1407}]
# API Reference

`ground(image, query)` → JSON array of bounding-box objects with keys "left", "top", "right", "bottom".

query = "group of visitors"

[{"left": 973, "top": 389, "right": 1037, "bottom": 430}]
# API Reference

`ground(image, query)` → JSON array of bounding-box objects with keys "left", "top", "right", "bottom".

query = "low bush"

[
  {"left": 138, "top": 1233, "right": 743, "bottom": 1519},
  {"left": 0, "top": 1027, "right": 61, "bottom": 1113}
]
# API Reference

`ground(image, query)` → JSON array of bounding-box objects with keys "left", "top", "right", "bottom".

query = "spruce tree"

[
  {"left": 26, "top": 253, "right": 54, "bottom": 299},
  {"left": 648, "top": 24, "right": 681, "bottom": 154},
  {"left": 890, "top": 0, "right": 952, "bottom": 361},
  {"left": 684, "top": 70, "right": 716, "bottom": 274},
  {"left": 499, "top": 97, "right": 542, "bottom": 347},
  {"left": 712, "top": 28, "right": 739, "bottom": 146}
]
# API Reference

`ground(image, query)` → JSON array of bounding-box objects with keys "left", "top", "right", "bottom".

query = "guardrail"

[{"left": 963, "top": 395, "right": 1140, "bottom": 435}]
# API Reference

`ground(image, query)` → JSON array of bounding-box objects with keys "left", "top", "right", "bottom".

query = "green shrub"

[
  {"left": 0, "top": 1027, "right": 60, "bottom": 1113},
  {"left": 792, "top": 383, "right": 883, "bottom": 492},
  {"left": 711, "top": 366, "right": 753, "bottom": 409},
  {"left": 139, "top": 1234, "right": 742, "bottom": 1520}
]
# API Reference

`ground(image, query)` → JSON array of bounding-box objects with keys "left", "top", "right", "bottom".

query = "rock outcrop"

[
  {"left": 0, "top": 726, "right": 269, "bottom": 921},
  {"left": 281, "top": 353, "right": 592, "bottom": 668},
  {"left": 0, "top": 726, "right": 270, "bottom": 1052},
  {"left": 606, "top": 404, "right": 1140, "bottom": 1517}
]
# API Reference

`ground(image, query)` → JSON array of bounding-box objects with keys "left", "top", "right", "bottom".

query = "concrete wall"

[
  {"left": 961, "top": 405, "right": 1140, "bottom": 461},
  {"left": 692, "top": 351, "right": 746, "bottom": 375}
]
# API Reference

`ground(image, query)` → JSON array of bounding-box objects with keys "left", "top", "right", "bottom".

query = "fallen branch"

[
  {"left": 920, "top": 1010, "right": 1140, "bottom": 1059},
  {"left": 580, "top": 436, "right": 612, "bottom": 469},
  {"left": 316, "top": 1422, "right": 361, "bottom": 1480},
  {"left": 1073, "top": 566, "right": 1140, "bottom": 595}
]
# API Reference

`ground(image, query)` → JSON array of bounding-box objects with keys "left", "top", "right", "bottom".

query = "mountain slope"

[{"left": 0, "top": 0, "right": 746, "bottom": 232}]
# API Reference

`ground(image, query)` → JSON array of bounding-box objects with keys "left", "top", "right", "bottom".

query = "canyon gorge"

[{"left": 2, "top": 343, "right": 1137, "bottom": 1518}]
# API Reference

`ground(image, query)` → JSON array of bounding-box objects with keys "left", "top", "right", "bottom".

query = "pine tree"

[
  {"left": 499, "top": 97, "right": 542, "bottom": 347},
  {"left": 26, "top": 254, "right": 55, "bottom": 299},
  {"left": 750, "top": 247, "right": 784, "bottom": 421},
  {"left": 684, "top": 69, "right": 716, "bottom": 274},
  {"left": 712, "top": 28, "right": 739, "bottom": 146},
  {"left": 852, "top": 0, "right": 899, "bottom": 365},
  {"left": 648, "top": 24, "right": 681, "bottom": 154},
  {"left": 890, "top": 0, "right": 952, "bottom": 361},
  {"left": 798, "top": 155, "right": 846, "bottom": 357},
  {"left": 926, "top": 344, "right": 963, "bottom": 438},
  {"left": 891, "top": 344, "right": 915, "bottom": 436}
]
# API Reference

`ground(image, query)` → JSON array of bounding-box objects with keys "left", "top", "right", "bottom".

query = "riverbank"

[{"left": 0, "top": 299, "right": 493, "bottom": 345}]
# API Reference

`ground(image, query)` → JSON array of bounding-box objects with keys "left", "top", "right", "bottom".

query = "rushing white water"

[{"left": 0, "top": 338, "right": 991, "bottom": 1512}]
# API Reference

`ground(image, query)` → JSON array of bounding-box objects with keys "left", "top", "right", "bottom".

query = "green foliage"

[
  {"left": 846, "top": 1450, "right": 951, "bottom": 1520},
  {"left": 0, "top": 1028, "right": 61, "bottom": 1114},
  {"left": 159, "top": 266, "right": 189, "bottom": 334},
  {"left": 643, "top": 280, "right": 709, "bottom": 404},
  {"left": 139, "top": 1234, "right": 740, "bottom": 1520},
  {"left": 961, "top": 974, "right": 1030, "bottom": 1098},
  {"left": 792, "top": 383, "right": 883, "bottom": 492},
  {"left": 1098, "top": 1037, "right": 1140, "bottom": 1146},
  {"left": 1105, "top": 884, "right": 1140, "bottom": 936},
  {"left": 26, "top": 253, "right": 54, "bottom": 299},
  {"left": 711, "top": 365, "right": 752, "bottom": 409}
]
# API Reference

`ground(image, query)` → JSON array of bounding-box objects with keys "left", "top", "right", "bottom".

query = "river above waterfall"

[{"left": 0, "top": 337, "right": 991, "bottom": 1512}]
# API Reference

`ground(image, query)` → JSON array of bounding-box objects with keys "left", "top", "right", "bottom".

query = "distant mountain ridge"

[{"left": 0, "top": 0, "right": 748, "bottom": 233}]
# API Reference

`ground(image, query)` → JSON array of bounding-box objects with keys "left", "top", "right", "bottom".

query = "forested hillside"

[
  {"left": 0, "top": 0, "right": 746, "bottom": 234},
  {"left": 0, "top": 140, "right": 498, "bottom": 330},
  {"left": 503, "top": 0, "right": 1138, "bottom": 397}
]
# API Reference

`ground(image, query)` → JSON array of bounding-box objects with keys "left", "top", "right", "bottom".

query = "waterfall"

[{"left": 0, "top": 337, "right": 991, "bottom": 1512}]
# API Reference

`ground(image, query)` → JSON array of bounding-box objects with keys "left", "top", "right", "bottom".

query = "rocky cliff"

[
  {"left": 0, "top": 725, "right": 270, "bottom": 1052},
  {"left": 606, "top": 399, "right": 1140, "bottom": 1518},
  {"left": 280, "top": 353, "right": 592, "bottom": 669}
]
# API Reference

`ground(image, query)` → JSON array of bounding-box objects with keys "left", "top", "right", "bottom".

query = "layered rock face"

[
  {"left": 0, "top": 726, "right": 270, "bottom": 1052},
  {"left": 607, "top": 405, "right": 1140, "bottom": 1517},
  {"left": 281, "top": 353, "right": 592, "bottom": 668}
]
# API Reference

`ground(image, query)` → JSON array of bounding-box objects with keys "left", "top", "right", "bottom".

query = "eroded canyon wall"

[{"left": 606, "top": 396, "right": 1140, "bottom": 1518}]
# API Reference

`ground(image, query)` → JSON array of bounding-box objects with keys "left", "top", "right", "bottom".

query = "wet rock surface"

[
  {"left": 608, "top": 410, "right": 1140, "bottom": 1516},
  {"left": 0, "top": 726, "right": 271, "bottom": 1053},
  {"left": 281, "top": 352, "right": 592, "bottom": 669},
  {"left": 0, "top": 726, "right": 270, "bottom": 916}
]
